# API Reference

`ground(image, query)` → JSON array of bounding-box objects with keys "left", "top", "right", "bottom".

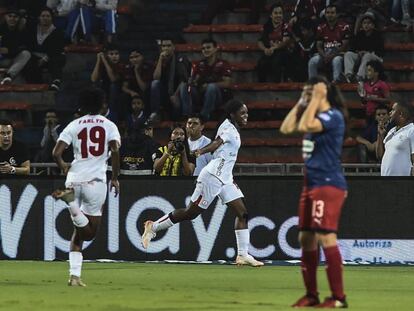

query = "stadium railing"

[{"left": 30, "top": 163, "right": 381, "bottom": 176}]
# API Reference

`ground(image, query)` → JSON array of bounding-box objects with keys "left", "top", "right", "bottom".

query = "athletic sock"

[
  {"left": 235, "top": 229, "right": 249, "bottom": 256},
  {"left": 68, "top": 202, "right": 89, "bottom": 227},
  {"left": 301, "top": 249, "right": 319, "bottom": 297},
  {"left": 152, "top": 213, "right": 174, "bottom": 232},
  {"left": 323, "top": 245, "right": 345, "bottom": 301},
  {"left": 69, "top": 251, "right": 83, "bottom": 277}
]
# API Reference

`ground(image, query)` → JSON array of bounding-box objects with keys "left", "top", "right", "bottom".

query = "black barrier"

[{"left": 0, "top": 177, "right": 413, "bottom": 262}]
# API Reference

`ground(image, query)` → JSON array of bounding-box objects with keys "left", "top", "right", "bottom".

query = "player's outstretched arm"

[
  {"left": 109, "top": 140, "right": 120, "bottom": 196},
  {"left": 195, "top": 137, "right": 224, "bottom": 157},
  {"left": 280, "top": 104, "right": 301, "bottom": 135},
  {"left": 52, "top": 140, "right": 70, "bottom": 175}
]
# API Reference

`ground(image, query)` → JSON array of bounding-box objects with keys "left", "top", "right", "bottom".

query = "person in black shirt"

[
  {"left": 24, "top": 7, "right": 66, "bottom": 91},
  {"left": 343, "top": 13, "right": 384, "bottom": 83},
  {"left": 0, "top": 119, "right": 30, "bottom": 175},
  {"left": 120, "top": 122, "right": 159, "bottom": 175},
  {"left": 0, "top": 8, "right": 31, "bottom": 85},
  {"left": 148, "top": 38, "right": 190, "bottom": 122}
]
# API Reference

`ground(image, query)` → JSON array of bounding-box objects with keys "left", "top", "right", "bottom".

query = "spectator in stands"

[
  {"left": 120, "top": 49, "right": 152, "bottom": 119},
  {"left": 46, "top": 0, "right": 78, "bottom": 40},
  {"left": 0, "top": 8, "right": 31, "bottom": 85},
  {"left": 257, "top": 3, "right": 291, "bottom": 83},
  {"left": 66, "top": 0, "right": 118, "bottom": 43},
  {"left": 0, "top": 119, "right": 30, "bottom": 175},
  {"left": 358, "top": 60, "right": 390, "bottom": 123},
  {"left": 201, "top": 0, "right": 266, "bottom": 24},
  {"left": 308, "top": 4, "right": 350, "bottom": 83},
  {"left": 35, "top": 109, "right": 62, "bottom": 163},
  {"left": 91, "top": 44, "right": 125, "bottom": 117},
  {"left": 153, "top": 124, "right": 195, "bottom": 176},
  {"left": 377, "top": 101, "right": 414, "bottom": 176},
  {"left": 186, "top": 114, "right": 212, "bottom": 176},
  {"left": 391, "top": 0, "right": 412, "bottom": 27},
  {"left": 24, "top": 7, "right": 66, "bottom": 91},
  {"left": 289, "top": 0, "right": 322, "bottom": 26},
  {"left": 120, "top": 122, "right": 159, "bottom": 175},
  {"left": 356, "top": 104, "right": 390, "bottom": 162},
  {"left": 182, "top": 38, "right": 232, "bottom": 121},
  {"left": 148, "top": 38, "right": 190, "bottom": 122},
  {"left": 287, "top": 18, "right": 317, "bottom": 82},
  {"left": 344, "top": 12, "right": 384, "bottom": 83},
  {"left": 126, "top": 96, "right": 146, "bottom": 134}
]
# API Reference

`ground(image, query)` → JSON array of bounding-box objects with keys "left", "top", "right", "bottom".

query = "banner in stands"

[{"left": 1, "top": 177, "right": 413, "bottom": 263}]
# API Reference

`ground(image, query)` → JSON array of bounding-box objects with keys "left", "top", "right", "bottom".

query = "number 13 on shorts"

[{"left": 312, "top": 200, "right": 325, "bottom": 225}]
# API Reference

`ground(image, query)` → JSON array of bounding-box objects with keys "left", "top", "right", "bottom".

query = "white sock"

[
  {"left": 235, "top": 229, "right": 249, "bottom": 256},
  {"left": 152, "top": 214, "right": 174, "bottom": 232},
  {"left": 68, "top": 202, "right": 89, "bottom": 227},
  {"left": 69, "top": 251, "right": 83, "bottom": 277}
]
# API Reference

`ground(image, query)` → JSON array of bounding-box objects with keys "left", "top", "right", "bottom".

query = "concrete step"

[
  {"left": 228, "top": 61, "right": 414, "bottom": 83},
  {"left": 176, "top": 42, "right": 414, "bottom": 63},
  {"left": 0, "top": 85, "right": 55, "bottom": 108},
  {"left": 229, "top": 82, "right": 414, "bottom": 102},
  {"left": 183, "top": 24, "right": 414, "bottom": 44}
]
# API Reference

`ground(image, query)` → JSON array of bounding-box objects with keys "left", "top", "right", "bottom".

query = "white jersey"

[
  {"left": 381, "top": 123, "right": 414, "bottom": 176},
  {"left": 58, "top": 114, "right": 121, "bottom": 184},
  {"left": 188, "top": 135, "right": 212, "bottom": 176},
  {"left": 205, "top": 119, "right": 240, "bottom": 184}
]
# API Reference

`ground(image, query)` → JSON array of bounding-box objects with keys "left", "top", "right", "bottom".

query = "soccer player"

[
  {"left": 142, "top": 100, "right": 263, "bottom": 267},
  {"left": 280, "top": 77, "right": 348, "bottom": 308},
  {"left": 52, "top": 87, "right": 121, "bottom": 286}
]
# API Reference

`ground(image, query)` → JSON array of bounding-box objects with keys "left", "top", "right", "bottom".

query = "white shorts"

[
  {"left": 65, "top": 180, "right": 107, "bottom": 216},
  {"left": 190, "top": 169, "right": 244, "bottom": 209}
]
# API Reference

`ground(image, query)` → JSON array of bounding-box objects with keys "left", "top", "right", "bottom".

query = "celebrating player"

[
  {"left": 280, "top": 77, "right": 348, "bottom": 308},
  {"left": 52, "top": 87, "right": 121, "bottom": 286},
  {"left": 142, "top": 99, "right": 263, "bottom": 267}
]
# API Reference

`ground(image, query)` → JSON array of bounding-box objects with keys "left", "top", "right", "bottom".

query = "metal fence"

[{"left": 30, "top": 162, "right": 381, "bottom": 176}]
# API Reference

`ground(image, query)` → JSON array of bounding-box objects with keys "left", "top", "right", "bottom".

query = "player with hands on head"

[{"left": 281, "top": 76, "right": 349, "bottom": 308}]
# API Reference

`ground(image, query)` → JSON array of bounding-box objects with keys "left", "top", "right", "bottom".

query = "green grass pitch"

[{"left": 0, "top": 261, "right": 413, "bottom": 310}]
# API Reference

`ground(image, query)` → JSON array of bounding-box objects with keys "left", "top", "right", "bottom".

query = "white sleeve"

[
  {"left": 57, "top": 123, "right": 74, "bottom": 146},
  {"left": 96, "top": 0, "right": 118, "bottom": 10},
  {"left": 409, "top": 129, "right": 414, "bottom": 155},
  {"left": 218, "top": 127, "right": 233, "bottom": 144},
  {"left": 107, "top": 122, "right": 121, "bottom": 145}
]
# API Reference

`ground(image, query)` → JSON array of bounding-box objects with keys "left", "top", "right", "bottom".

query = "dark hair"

[
  {"left": 307, "top": 75, "right": 349, "bottom": 134},
  {"left": 169, "top": 123, "right": 191, "bottom": 156},
  {"left": 270, "top": 2, "right": 283, "bottom": 13},
  {"left": 160, "top": 36, "right": 175, "bottom": 44},
  {"left": 325, "top": 4, "right": 338, "bottom": 12},
  {"left": 78, "top": 87, "right": 104, "bottom": 115},
  {"left": 366, "top": 60, "right": 387, "bottom": 80},
  {"left": 45, "top": 109, "right": 57, "bottom": 115},
  {"left": 375, "top": 103, "right": 390, "bottom": 112},
  {"left": 201, "top": 38, "right": 217, "bottom": 47},
  {"left": 187, "top": 113, "right": 205, "bottom": 124},
  {"left": 129, "top": 49, "right": 142, "bottom": 55},
  {"left": 224, "top": 99, "right": 244, "bottom": 118},
  {"left": 104, "top": 43, "right": 119, "bottom": 52},
  {"left": 0, "top": 119, "right": 13, "bottom": 127},
  {"left": 39, "top": 7, "right": 54, "bottom": 17}
]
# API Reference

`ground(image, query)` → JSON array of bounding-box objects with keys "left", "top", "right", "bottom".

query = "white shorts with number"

[
  {"left": 65, "top": 180, "right": 107, "bottom": 216},
  {"left": 190, "top": 169, "right": 244, "bottom": 209}
]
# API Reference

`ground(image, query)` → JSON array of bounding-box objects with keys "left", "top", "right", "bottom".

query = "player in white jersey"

[
  {"left": 186, "top": 114, "right": 212, "bottom": 176},
  {"left": 142, "top": 100, "right": 263, "bottom": 267},
  {"left": 52, "top": 88, "right": 121, "bottom": 286}
]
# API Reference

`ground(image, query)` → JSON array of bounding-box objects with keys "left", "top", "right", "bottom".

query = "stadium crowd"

[{"left": 0, "top": 0, "right": 413, "bottom": 176}]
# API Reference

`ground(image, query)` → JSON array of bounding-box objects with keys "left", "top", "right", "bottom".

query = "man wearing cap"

[
  {"left": 343, "top": 12, "right": 384, "bottom": 83},
  {"left": 0, "top": 7, "right": 31, "bottom": 85}
]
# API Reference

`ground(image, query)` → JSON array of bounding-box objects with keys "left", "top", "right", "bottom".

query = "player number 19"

[{"left": 78, "top": 126, "right": 106, "bottom": 158}]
